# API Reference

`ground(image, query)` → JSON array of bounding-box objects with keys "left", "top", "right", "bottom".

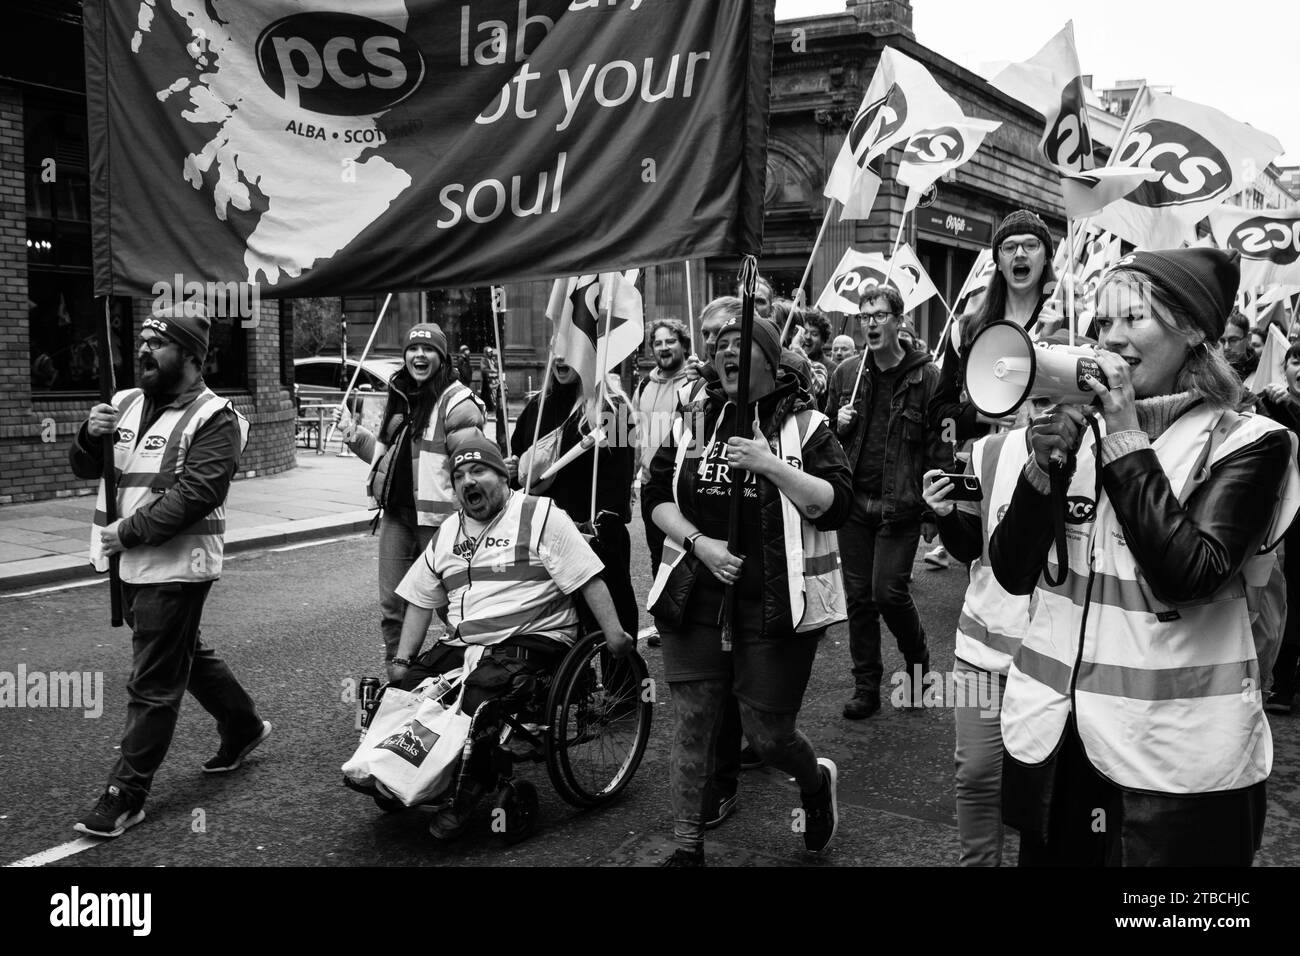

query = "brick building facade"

[{"left": 1, "top": 2, "right": 295, "bottom": 505}]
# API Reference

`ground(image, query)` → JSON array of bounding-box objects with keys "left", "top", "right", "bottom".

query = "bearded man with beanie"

[
  {"left": 826, "top": 285, "right": 954, "bottom": 719},
  {"left": 335, "top": 323, "right": 486, "bottom": 662},
  {"left": 70, "top": 304, "right": 268, "bottom": 839},
  {"left": 387, "top": 432, "right": 633, "bottom": 839},
  {"left": 992, "top": 248, "right": 1300, "bottom": 865}
]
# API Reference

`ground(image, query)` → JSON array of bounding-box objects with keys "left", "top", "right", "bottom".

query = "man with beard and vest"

[
  {"left": 69, "top": 306, "right": 267, "bottom": 840},
  {"left": 386, "top": 433, "right": 633, "bottom": 840}
]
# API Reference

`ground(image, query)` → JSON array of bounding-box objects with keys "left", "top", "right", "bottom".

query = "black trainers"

[
  {"left": 202, "top": 719, "right": 273, "bottom": 773},
  {"left": 646, "top": 629, "right": 662, "bottom": 648},
  {"left": 801, "top": 758, "right": 839, "bottom": 853},
  {"left": 842, "top": 693, "right": 881, "bottom": 720},
  {"left": 739, "top": 743, "right": 765, "bottom": 770},
  {"left": 74, "top": 785, "right": 145, "bottom": 838},
  {"left": 1265, "top": 691, "right": 1294, "bottom": 715},
  {"left": 428, "top": 781, "right": 485, "bottom": 841},
  {"left": 659, "top": 847, "right": 704, "bottom": 867},
  {"left": 703, "top": 788, "right": 739, "bottom": 830}
]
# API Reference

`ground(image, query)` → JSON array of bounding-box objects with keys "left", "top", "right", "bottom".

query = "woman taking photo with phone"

[{"left": 990, "top": 249, "right": 1300, "bottom": 866}]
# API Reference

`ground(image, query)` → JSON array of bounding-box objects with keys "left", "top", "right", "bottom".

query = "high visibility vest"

[
  {"left": 409, "top": 381, "right": 481, "bottom": 528},
  {"left": 954, "top": 427, "right": 1033, "bottom": 675},
  {"left": 646, "top": 407, "right": 846, "bottom": 633},
  {"left": 1001, "top": 404, "right": 1300, "bottom": 794},
  {"left": 89, "top": 387, "right": 249, "bottom": 585},
  {"left": 426, "top": 492, "right": 579, "bottom": 647}
]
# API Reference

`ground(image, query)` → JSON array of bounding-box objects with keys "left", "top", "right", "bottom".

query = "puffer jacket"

[{"left": 643, "top": 370, "right": 853, "bottom": 638}]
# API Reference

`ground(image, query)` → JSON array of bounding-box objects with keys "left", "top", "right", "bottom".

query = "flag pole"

[
  {"left": 1066, "top": 218, "right": 1077, "bottom": 345},
  {"left": 98, "top": 298, "right": 124, "bottom": 627},
  {"left": 848, "top": 210, "right": 908, "bottom": 407},
  {"left": 490, "top": 285, "right": 511, "bottom": 451},
  {"left": 589, "top": 274, "right": 615, "bottom": 526},
  {"left": 723, "top": 256, "right": 760, "bottom": 653},
  {"left": 684, "top": 261, "right": 697, "bottom": 356},
  {"left": 525, "top": 350, "right": 555, "bottom": 494},
  {"left": 783, "top": 200, "right": 837, "bottom": 342},
  {"left": 323, "top": 292, "right": 392, "bottom": 448},
  {"left": 930, "top": 287, "right": 961, "bottom": 368}
]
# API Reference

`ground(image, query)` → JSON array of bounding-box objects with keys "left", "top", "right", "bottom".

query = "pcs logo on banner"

[
  {"left": 1227, "top": 217, "right": 1300, "bottom": 266},
  {"left": 904, "top": 127, "right": 964, "bottom": 166},
  {"left": 1043, "top": 76, "right": 1094, "bottom": 173},
  {"left": 255, "top": 13, "right": 425, "bottom": 114},
  {"left": 832, "top": 264, "right": 918, "bottom": 302},
  {"left": 848, "top": 84, "right": 908, "bottom": 168},
  {"left": 1113, "top": 120, "right": 1232, "bottom": 207}
]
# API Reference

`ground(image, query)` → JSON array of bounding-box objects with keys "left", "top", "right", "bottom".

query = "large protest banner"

[{"left": 83, "top": 0, "right": 774, "bottom": 298}]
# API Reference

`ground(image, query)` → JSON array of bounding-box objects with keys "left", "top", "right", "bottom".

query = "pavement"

[{"left": 0, "top": 413, "right": 513, "bottom": 593}]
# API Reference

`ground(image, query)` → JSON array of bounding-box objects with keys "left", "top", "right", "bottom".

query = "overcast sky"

[{"left": 775, "top": 0, "right": 1299, "bottom": 167}]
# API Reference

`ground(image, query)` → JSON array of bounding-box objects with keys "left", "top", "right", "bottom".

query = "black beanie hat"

[
  {"left": 144, "top": 303, "right": 210, "bottom": 363},
  {"left": 405, "top": 323, "right": 449, "bottom": 364},
  {"left": 1111, "top": 248, "right": 1241, "bottom": 343},
  {"left": 992, "top": 209, "right": 1055, "bottom": 259},
  {"left": 719, "top": 315, "right": 782, "bottom": 378},
  {"left": 447, "top": 431, "right": 509, "bottom": 480}
]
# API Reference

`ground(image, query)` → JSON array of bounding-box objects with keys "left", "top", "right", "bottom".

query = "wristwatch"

[
  {"left": 390, "top": 657, "right": 412, "bottom": 668},
  {"left": 683, "top": 532, "right": 702, "bottom": 555}
]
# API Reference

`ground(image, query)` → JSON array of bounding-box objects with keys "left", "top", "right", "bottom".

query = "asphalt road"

[{"left": 2, "top": 512, "right": 1298, "bottom": 868}]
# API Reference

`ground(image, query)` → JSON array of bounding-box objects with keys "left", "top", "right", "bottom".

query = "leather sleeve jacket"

[{"left": 990, "top": 429, "right": 1293, "bottom": 603}]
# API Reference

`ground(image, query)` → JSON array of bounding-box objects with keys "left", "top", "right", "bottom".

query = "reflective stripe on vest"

[
  {"left": 429, "top": 494, "right": 579, "bottom": 646},
  {"left": 1001, "top": 405, "right": 1299, "bottom": 793},
  {"left": 414, "top": 381, "right": 481, "bottom": 527},
  {"left": 645, "top": 407, "right": 845, "bottom": 632},
  {"left": 954, "top": 428, "right": 1032, "bottom": 675},
  {"left": 89, "top": 387, "right": 249, "bottom": 585}
]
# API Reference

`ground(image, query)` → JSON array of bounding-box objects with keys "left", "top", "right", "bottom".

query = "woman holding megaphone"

[{"left": 990, "top": 248, "right": 1300, "bottom": 866}]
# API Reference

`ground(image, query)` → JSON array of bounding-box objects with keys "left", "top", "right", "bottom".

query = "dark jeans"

[
  {"left": 378, "top": 513, "right": 438, "bottom": 661},
  {"left": 640, "top": 489, "right": 665, "bottom": 575},
  {"left": 840, "top": 495, "right": 929, "bottom": 697},
  {"left": 110, "top": 581, "right": 261, "bottom": 806}
]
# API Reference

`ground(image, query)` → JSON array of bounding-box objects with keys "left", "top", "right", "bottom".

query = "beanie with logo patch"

[
  {"left": 144, "top": 303, "right": 211, "bottom": 364},
  {"left": 1112, "top": 248, "right": 1240, "bottom": 343},
  {"left": 405, "top": 323, "right": 449, "bottom": 365},
  {"left": 447, "top": 431, "right": 509, "bottom": 480}
]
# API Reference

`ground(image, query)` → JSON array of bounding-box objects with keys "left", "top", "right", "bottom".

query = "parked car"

[{"left": 293, "top": 356, "right": 403, "bottom": 405}]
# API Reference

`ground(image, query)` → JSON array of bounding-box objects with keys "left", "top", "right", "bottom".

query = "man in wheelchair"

[{"left": 386, "top": 433, "right": 634, "bottom": 839}]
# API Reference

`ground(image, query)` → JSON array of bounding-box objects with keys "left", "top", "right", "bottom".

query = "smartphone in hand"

[{"left": 938, "top": 473, "right": 982, "bottom": 501}]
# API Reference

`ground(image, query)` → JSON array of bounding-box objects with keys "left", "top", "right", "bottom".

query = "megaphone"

[{"left": 963, "top": 320, "right": 1108, "bottom": 418}]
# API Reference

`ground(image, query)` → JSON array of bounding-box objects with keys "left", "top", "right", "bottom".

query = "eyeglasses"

[
  {"left": 138, "top": 336, "right": 168, "bottom": 353},
  {"left": 858, "top": 312, "right": 896, "bottom": 326},
  {"left": 998, "top": 238, "right": 1043, "bottom": 257}
]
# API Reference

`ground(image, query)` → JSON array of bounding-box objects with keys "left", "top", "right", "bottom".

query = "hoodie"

[{"left": 633, "top": 363, "right": 691, "bottom": 481}]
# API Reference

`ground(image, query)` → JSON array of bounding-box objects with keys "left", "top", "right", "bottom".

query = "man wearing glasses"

[
  {"left": 68, "top": 304, "right": 268, "bottom": 839},
  {"left": 826, "top": 286, "right": 953, "bottom": 719}
]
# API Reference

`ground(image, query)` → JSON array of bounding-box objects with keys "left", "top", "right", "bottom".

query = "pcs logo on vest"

[
  {"left": 1065, "top": 496, "right": 1096, "bottom": 524},
  {"left": 115, "top": 428, "right": 136, "bottom": 444},
  {"left": 140, "top": 435, "right": 167, "bottom": 456}
]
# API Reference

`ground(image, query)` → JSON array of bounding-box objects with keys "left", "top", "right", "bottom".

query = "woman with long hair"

[
  {"left": 509, "top": 353, "right": 638, "bottom": 635},
  {"left": 990, "top": 249, "right": 1299, "bottom": 865},
  {"left": 334, "top": 324, "right": 486, "bottom": 664},
  {"left": 934, "top": 210, "right": 1056, "bottom": 444}
]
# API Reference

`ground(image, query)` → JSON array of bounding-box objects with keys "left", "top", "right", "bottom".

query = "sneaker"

[
  {"left": 924, "top": 545, "right": 950, "bottom": 569},
  {"left": 703, "top": 789, "right": 739, "bottom": 830},
  {"left": 842, "top": 693, "right": 881, "bottom": 720},
  {"left": 659, "top": 847, "right": 705, "bottom": 867},
  {"left": 739, "top": 744, "right": 765, "bottom": 770},
  {"left": 646, "top": 629, "right": 662, "bottom": 648},
  {"left": 74, "top": 785, "right": 145, "bottom": 839},
  {"left": 428, "top": 781, "right": 485, "bottom": 841},
  {"left": 1264, "top": 691, "right": 1294, "bottom": 715},
  {"left": 801, "top": 758, "right": 839, "bottom": 853},
  {"left": 202, "top": 719, "right": 272, "bottom": 773}
]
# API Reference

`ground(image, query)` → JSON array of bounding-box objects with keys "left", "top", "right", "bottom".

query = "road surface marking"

[
  {"left": 0, "top": 578, "right": 106, "bottom": 599},
  {"left": 6, "top": 836, "right": 103, "bottom": 868},
  {"left": 267, "top": 536, "right": 352, "bottom": 553}
]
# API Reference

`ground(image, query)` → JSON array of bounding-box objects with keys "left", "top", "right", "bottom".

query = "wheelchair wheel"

[
  {"left": 544, "top": 631, "right": 652, "bottom": 809},
  {"left": 493, "top": 779, "right": 539, "bottom": 845}
]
